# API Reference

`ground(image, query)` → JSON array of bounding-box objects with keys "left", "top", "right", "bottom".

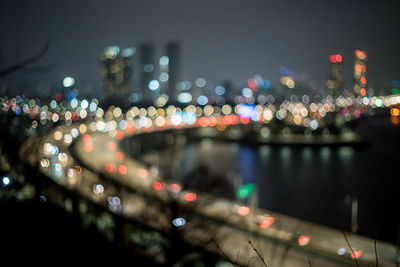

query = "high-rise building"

[
  {"left": 353, "top": 49, "right": 367, "bottom": 96},
  {"left": 100, "top": 46, "right": 135, "bottom": 97},
  {"left": 326, "top": 54, "right": 344, "bottom": 97},
  {"left": 139, "top": 43, "right": 155, "bottom": 101},
  {"left": 166, "top": 42, "right": 181, "bottom": 102}
]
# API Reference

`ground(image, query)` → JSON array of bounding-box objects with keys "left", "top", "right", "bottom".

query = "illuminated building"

[
  {"left": 326, "top": 54, "right": 344, "bottom": 97},
  {"left": 166, "top": 42, "right": 181, "bottom": 102},
  {"left": 139, "top": 43, "right": 155, "bottom": 101},
  {"left": 100, "top": 46, "right": 135, "bottom": 97},
  {"left": 353, "top": 49, "right": 367, "bottom": 96}
]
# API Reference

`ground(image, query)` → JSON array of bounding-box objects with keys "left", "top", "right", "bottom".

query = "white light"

[
  {"left": 337, "top": 248, "right": 346, "bottom": 255},
  {"left": 242, "top": 87, "right": 253, "bottom": 98},
  {"left": 63, "top": 77, "right": 75, "bottom": 87},
  {"left": 159, "top": 56, "right": 169, "bottom": 66},
  {"left": 172, "top": 217, "right": 186, "bottom": 227},
  {"left": 177, "top": 92, "right": 192, "bottom": 103},
  {"left": 2, "top": 176, "right": 10, "bottom": 185},
  {"left": 310, "top": 120, "right": 318, "bottom": 130},
  {"left": 71, "top": 98, "right": 78, "bottom": 109},
  {"left": 148, "top": 80, "right": 160, "bottom": 91},
  {"left": 81, "top": 99, "right": 89, "bottom": 109},
  {"left": 195, "top": 77, "right": 206, "bottom": 88}
]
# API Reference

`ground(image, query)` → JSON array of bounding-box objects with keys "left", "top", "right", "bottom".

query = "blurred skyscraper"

[
  {"left": 166, "top": 42, "right": 181, "bottom": 102},
  {"left": 139, "top": 43, "right": 155, "bottom": 101},
  {"left": 100, "top": 46, "right": 135, "bottom": 97},
  {"left": 353, "top": 49, "right": 368, "bottom": 96},
  {"left": 326, "top": 54, "right": 344, "bottom": 97}
]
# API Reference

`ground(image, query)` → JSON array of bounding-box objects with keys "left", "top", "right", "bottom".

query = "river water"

[{"left": 142, "top": 117, "right": 400, "bottom": 245}]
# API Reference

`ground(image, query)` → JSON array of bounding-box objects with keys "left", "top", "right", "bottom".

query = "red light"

[
  {"left": 248, "top": 79, "right": 257, "bottom": 91},
  {"left": 298, "top": 235, "right": 311, "bottom": 246},
  {"left": 329, "top": 55, "right": 337, "bottom": 63},
  {"left": 152, "top": 182, "right": 165, "bottom": 191},
  {"left": 360, "top": 77, "right": 367, "bottom": 84},
  {"left": 116, "top": 152, "right": 124, "bottom": 161},
  {"left": 259, "top": 217, "right": 275, "bottom": 229},
  {"left": 108, "top": 142, "right": 117, "bottom": 152},
  {"left": 237, "top": 206, "right": 250, "bottom": 216},
  {"left": 240, "top": 117, "right": 250, "bottom": 124},
  {"left": 118, "top": 165, "right": 127, "bottom": 175},
  {"left": 360, "top": 88, "right": 367, "bottom": 96},
  {"left": 55, "top": 93, "right": 62, "bottom": 101},
  {"left": 351, "top": 250, "right": 362, "bottom": 259},
  {"left": 335, "top": 54, "right": 342, "bottom": 63},
  {"left": 184, "top": 193, "right": 197, "bottom": 202},
  {"left": 105, "top": 163, "right": 116, "bottom": 173}
]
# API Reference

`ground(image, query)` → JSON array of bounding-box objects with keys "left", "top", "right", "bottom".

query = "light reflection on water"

[{"left": 158, "top": 117, "right": 400, "bottom": 244}]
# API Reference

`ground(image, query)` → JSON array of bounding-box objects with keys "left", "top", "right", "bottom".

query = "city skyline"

[{"left": 1, "top": 0, "right": 399, "bottom": 94}]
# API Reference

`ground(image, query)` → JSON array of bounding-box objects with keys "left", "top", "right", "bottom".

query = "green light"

[
  {"left": 375, "top": 99, "right": 383, "bottom": 107},
  {"left": 237, "top": 183, "right": 255, "bottom": 199},
  {"left": 392, "top": 88, "right": 399, "bottom": 95}
]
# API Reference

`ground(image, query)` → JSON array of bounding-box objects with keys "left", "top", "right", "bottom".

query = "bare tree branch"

[{"left": 0, "top": 38, "right": 51, "bottom": 77}]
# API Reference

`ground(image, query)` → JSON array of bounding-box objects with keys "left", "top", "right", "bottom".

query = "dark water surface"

[{"left": 161, "top": 117, "right": 400, "bottom": 245}]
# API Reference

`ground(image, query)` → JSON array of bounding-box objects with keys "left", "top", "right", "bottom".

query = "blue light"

[
  {"left": 68, "top": 91, "right": 76, "bottom": 101},
  {"left": 172, "top": 217, "right": 186, "bottom": 227},
  {"left": 239, "top": 104, "right": 256, "bottom": 118},
  {"left": 197, "top": 95, "right": 208, "bottom": 105},
  {"left": 215, "top": 85, "right": 226, "bottom": 96},
  {"left": 262, "top": 80, "right": 271, "bottom": 89}
]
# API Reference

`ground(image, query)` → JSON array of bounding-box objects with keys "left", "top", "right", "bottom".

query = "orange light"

[
  {"left": 237, "top": 206, "right": 250, "bottom": 216},
  {"left": 125, "top": 122, "right": 135, "bottom": 134},
  {"left": 108, "top": 142, "right": 117, "bottom": 152},
  {"left": 116, "top": 152, "right": 124, "bottom": 161},
  {"left": 168, "top": 183, "right": 181, "bottom": 193},
  {"left": 208, "top": 116, "right": 218, "bottom": 127},
  {"left": 137, "top": 168, "right": 149, "bottom": 178},
  {"left": 259, "top": 217, "right": 275, "bottom": 229},
  {"left": 335, "top": 54, "right": 342, "bottom": 63},
  {"left": 118, "top": 165, "right": 127, "bottom": 175},
  {"left": 390, "top": 108, "right": 400, "bottom": 117},
  {"left": 84, "top": 144, "right": 93, "bottom": 152},
  {"left": 298, "top": 235, "right": 311, "bottom": 246},
  {"left": 184, "top": 193, "right": 197, "bottom": 202},
  {"left": 116, "top": 130, "right": 124, "bottom": 140},
  {"left": 351, "top": 250, "right": 362, "bottom": 259},
  {"left": 360, "top": 88, "right": 367, "bottom": 96},
  {"left": 199, "top": 117, "right": 209, "bottom": 127},
  {"left": 152, "top": 181, "right": 165, "bottom": 191}
]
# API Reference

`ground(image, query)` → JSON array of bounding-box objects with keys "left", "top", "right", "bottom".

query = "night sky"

[{"left": 1, "top": 0, "right": 400, "bottom": 95}]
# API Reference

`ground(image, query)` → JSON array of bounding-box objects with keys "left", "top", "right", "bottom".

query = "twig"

[
  {"left": 341, "top": 229, "right": 360, "bottom": 267},
  {"left": 214, "top": 241, "right": 232, "bottom": 263},
  {"left": 248, "top": 239, "right": 268, "bottom": 267}
]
